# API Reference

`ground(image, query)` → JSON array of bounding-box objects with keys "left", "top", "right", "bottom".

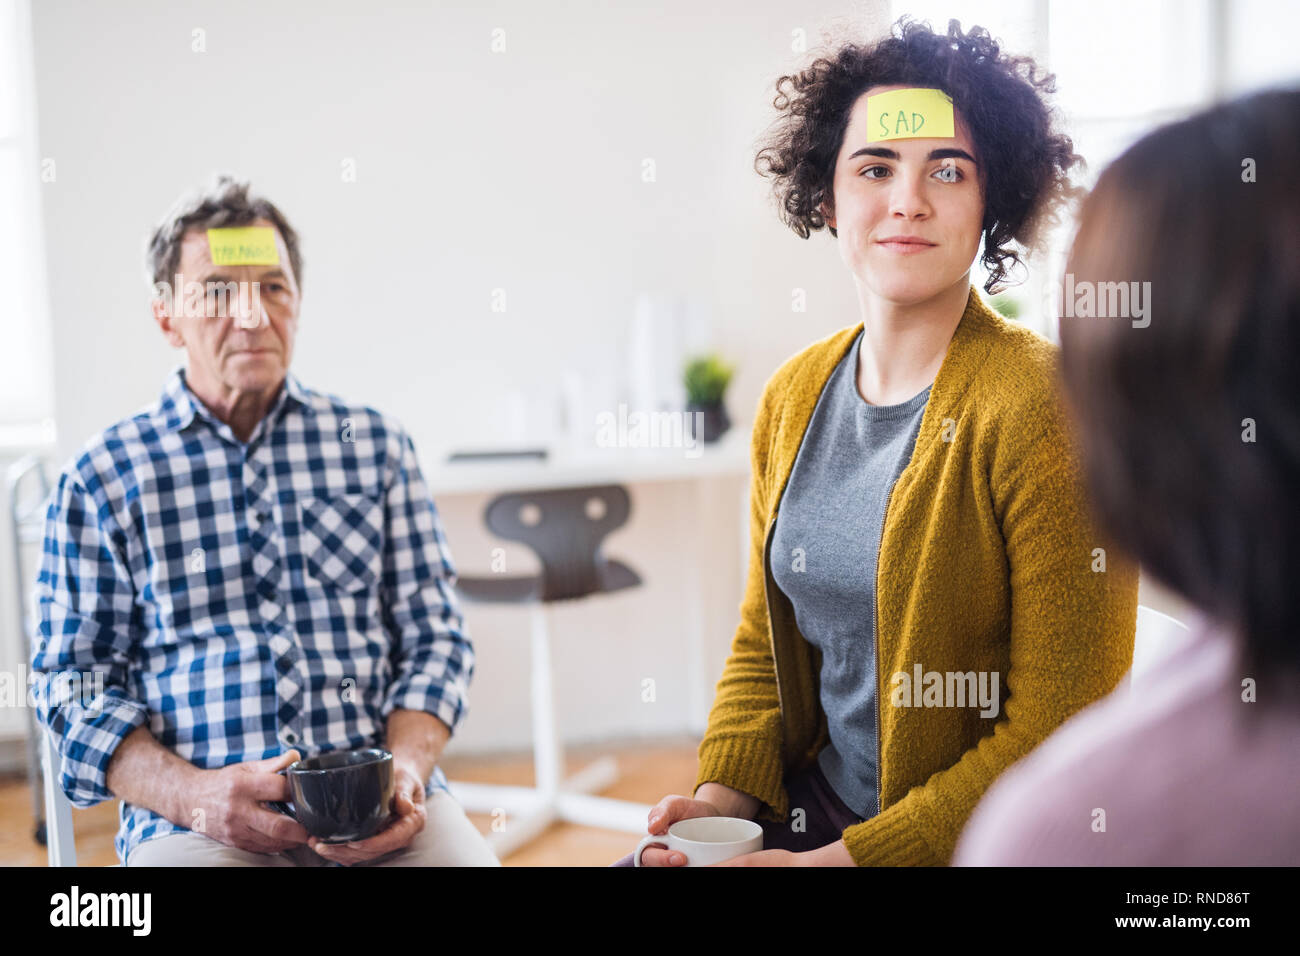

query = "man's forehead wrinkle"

[{"left": 179, "top": 231, "right": 217, "bottom": 270}]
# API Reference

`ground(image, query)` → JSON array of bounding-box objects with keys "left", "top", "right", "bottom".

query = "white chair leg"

[
  {"left": 553, "top": 755, "right": 653, "bottom": 831},
  {"left": 448, "top": 781, "right": 546, "bottom": 817},
  {"left": 530, "top": 604, "right": 562, "bottom": 795},
  {"left": 482, "top": 803, "right": 560, "bottom": 859},
  {"left": 562, "top": 754, "right": 618, "bottom": 793},
  {"left": 42, "top": 730, "right": 77, "bottom": 868},
  {"left": 556, "top": 791, "right": 654, "bottom": 833},
  {"left": 445, "top": 602, "right": 658, "bottom": 857}
]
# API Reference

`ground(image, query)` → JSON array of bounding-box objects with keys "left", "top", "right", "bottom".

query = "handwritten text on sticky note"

[
  {"left": 866, "top": 88, "right": 955, "bottom": 141},
  {"left": 206, "top": 227, "right": 280, "bottom": 266}
]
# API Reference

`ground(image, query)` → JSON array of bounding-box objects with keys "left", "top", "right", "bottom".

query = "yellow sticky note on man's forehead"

[
  {"left": 866, "top": 88, "right": 955, "bottom": 141},
  {"left": 206, "top": 227, "right": 280, "bottom": 266}
]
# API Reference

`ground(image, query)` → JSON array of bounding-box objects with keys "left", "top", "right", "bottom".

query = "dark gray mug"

[{"left": 269, "top": 747, "right": 396, "bottom": 843}]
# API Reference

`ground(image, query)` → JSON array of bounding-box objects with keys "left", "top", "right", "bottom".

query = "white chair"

[
  {"left": 449, "top": 485, "right": 655, "bottom": 859},
  {"left": 1125, "top": 604, "right": 1194, "bottom": 690},
  {"left": 41, "top": 728, "right": 78, "bottom": 867},
  {"left": 12, "top": 453, "right": 111, "bottom": 868},
  {"left": 7, "top": 455, "right": 51, "bottom": 849}
]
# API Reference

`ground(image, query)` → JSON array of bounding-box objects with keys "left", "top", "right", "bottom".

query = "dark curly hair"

[{"left": 756, "top": 17, "right": 1080, "bottom": 294}]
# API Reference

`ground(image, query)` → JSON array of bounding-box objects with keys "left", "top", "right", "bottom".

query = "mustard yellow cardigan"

[{"left": 694, "top": 286, "right": 1139, "bottom": 866}]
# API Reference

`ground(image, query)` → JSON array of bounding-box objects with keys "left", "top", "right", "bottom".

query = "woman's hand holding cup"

[{"left": 639, "top": 795, "right": 726, "bottom": 866}]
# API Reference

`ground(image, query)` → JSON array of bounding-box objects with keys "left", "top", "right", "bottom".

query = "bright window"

[
  {"left": 0, "top": 0, "right": 56, "bottom": 444},
  {"left": 890, "top": 0, "right": 1300, "bottom": 338}
]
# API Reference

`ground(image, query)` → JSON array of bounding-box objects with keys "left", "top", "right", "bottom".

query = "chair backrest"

[
  {"left": 484, "top": 485, "right": 632, "bottom": 602},
  {"left": 8, "top": 454, "right": 51, "bottom": 651},
  {"left": 1130, "top": 604, "right": 1194, "bottom": 688}
]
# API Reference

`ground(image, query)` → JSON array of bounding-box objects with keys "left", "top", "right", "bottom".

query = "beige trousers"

[{"left": 126, "top": 790, "right": 500, "bottom": 867}]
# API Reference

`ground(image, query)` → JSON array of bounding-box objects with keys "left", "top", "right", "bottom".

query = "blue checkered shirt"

[{"left": 30, "top": 366, "right": 473, "bottom": 863}]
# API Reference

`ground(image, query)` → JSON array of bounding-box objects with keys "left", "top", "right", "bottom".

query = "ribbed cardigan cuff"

[
  {"left": 694, "top": 736, "right": 787, "bottom": 821},
  {"left": 841, "top": 797, "right": 945, "bottom": 866}
]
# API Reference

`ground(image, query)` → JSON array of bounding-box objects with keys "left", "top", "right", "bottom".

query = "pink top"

[{"left": 952, "top": 614, "right": 1300, "bottom": 866}]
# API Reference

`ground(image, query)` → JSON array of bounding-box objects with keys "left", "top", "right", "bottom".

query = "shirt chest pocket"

[{"left": 297, "top": 492, "right": 384, "bottom": 594}]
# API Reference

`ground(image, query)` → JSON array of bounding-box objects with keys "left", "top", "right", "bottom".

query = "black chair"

[
  {"left": 449, "top": 485, "right": 651, "bottom": 856},
  {"left": 457, "top": 485, "right": 641, "bottom": 603}
]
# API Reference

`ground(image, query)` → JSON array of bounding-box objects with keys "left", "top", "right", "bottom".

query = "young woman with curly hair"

[{"left": 617, "top": 17, "right": 1140, "bottom": 868}]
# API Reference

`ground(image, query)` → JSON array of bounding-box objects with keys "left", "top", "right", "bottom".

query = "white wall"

[
  {"left": 29, "top": 0, "right": 1284, "bottom": 755},
  {"left": 28, "top": 0, "right": 876, "bottom": 754},
  {"left": 32, "top": 0, "right": 876, "bottom": 469}
]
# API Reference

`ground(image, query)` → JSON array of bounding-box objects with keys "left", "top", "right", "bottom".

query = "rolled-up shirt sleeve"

[
  {"left": 31, "top": 471, "right": 149, "bottom": 807},
  {"left": 379, "top": 429, "right": 474, "bottom": 735}
]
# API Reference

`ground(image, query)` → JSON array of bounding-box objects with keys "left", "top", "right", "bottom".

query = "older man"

[{"left": 30, "top": 176, "right": 497, "bottom": 866}]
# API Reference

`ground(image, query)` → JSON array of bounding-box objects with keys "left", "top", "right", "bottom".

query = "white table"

[{"left": 424, "top": 426, "right": 750, "bottom": 497}]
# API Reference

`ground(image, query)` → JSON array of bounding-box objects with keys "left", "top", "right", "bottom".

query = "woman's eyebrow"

[
  {"left": 928, "top": 147, "right": 976, "bottom": 163},
  {"left": 849, "top": 146, "right": 900, "bottom": 160},
  {"left": 847, "top": 146, "right": 976, "bottom": 164}
]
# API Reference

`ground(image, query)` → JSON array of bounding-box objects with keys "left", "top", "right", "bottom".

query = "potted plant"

[
  {"left": 683, "top": 354, "right": 735, "bottom": 444},
  {"left": 989, "top": 293, "right": 1022, "bottom": 321}
]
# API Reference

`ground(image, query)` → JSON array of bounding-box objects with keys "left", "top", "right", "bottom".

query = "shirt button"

[{"left": 283, "top": 731, "right": 298, "bottom": 745}]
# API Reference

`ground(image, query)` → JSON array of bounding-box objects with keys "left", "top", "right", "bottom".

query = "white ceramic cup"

[{"left": 633, "top": 816, "right": 763, "bottom": 867}]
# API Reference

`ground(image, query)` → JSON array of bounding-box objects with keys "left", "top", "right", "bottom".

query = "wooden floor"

[{"left": 0, "top": 739, "right": 698, "bottom": 867}]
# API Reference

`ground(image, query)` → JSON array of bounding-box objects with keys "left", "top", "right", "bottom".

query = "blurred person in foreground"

[{"left": 954, "top": 88, "right": 1300, "bottom": 865}]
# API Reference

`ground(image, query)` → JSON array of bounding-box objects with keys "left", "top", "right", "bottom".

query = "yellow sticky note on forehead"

[
  {"left": 206, "top": 227, "right": 280, "bottom": 266},
  {"left": 867, "top": 88, "right": 955, "bottom": 141}
]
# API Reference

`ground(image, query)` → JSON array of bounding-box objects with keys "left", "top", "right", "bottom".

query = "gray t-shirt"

[{"left": 771, "top": 329, "right": 931, "bottom": 819}]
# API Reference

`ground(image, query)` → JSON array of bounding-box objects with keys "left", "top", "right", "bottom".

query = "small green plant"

[
  {"left": 683, "top": 354, "right": 735, "bottom": 406},
  {"left": 989, "top": 294, "right": 1021, "bottom": 320}
]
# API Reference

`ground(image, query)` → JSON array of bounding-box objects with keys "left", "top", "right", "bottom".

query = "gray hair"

[{"left": 145, "top": 174, "right": 303, "bottom": 288}]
